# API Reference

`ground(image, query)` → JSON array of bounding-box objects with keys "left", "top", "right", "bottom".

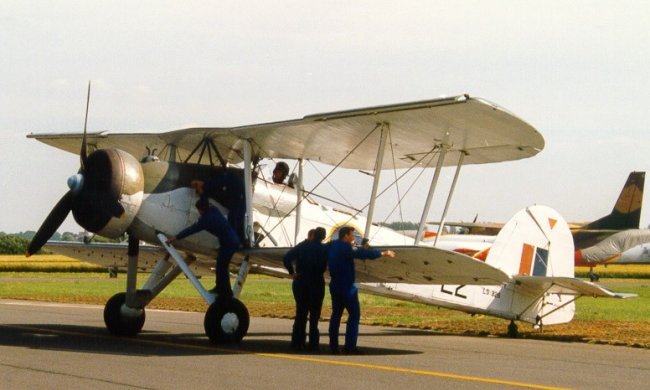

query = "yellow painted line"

[
  {"left": 1, "top": 324, "right": 567, "bottom": 390},
  {"left": 255, "top": 353, "right": 567, "bottom": 390}
]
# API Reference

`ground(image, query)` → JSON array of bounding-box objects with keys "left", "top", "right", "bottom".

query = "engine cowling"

[{"left": 71, "top": 149, "right": 144, "bottom": 238}]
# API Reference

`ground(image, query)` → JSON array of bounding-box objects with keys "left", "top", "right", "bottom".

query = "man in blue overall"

[
  {"left": 191, "top": 169, "right": 246, "bottom": 244},
  {"left": 283, "top": 227, "right": 328, "bottom": 352},
  {"left": 328, "top": 226, "right": 395, "bottom": 354},
  {"left": 168, "top": 198, "right": 240, "bottom": 299}
]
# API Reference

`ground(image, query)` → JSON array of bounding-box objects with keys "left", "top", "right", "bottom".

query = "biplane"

[{"left": 25, "top": 88, "right": 633, "bottom": 343}]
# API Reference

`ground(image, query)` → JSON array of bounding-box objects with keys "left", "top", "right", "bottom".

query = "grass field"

[{"left": 1, "top": 255, "right": 648, "bottom": 348}]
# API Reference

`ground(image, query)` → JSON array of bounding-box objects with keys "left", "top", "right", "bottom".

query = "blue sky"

[{"left": 1, "top": 1, "right": 649, "bottom": 233}]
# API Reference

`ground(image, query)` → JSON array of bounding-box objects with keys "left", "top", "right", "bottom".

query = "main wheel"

[
  {"left": 204, "top": 298, "right": 249, "bottom": 344},
  {"left": 104, "top": 292, "right": 146, "bottom": 337}
]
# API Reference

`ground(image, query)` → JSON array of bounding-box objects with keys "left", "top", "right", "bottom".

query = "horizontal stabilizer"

[{"left": 513, "top": 276, "right": 637, "bottom": 298}]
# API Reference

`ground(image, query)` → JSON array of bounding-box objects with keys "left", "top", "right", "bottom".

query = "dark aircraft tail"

[{"left": 582, "top": 171, "right": 645, "bottom": 230}]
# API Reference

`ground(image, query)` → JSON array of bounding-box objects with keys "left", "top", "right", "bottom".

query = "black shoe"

[
  {"left": 343, "top": 347, "right": 364, "bottom": 355},
  {"left": 308, "top": 344, "right": 320, "bottom": 353},
  {"left": 290, "top": 341, "right": 306, "bottom": 352},
  {"left": 329, "top": 346, "right": 339, "bottom": 355}
]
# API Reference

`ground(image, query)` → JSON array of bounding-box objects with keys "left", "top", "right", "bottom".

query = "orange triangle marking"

[{"left": 548, "top": 218, "right": 557, "bottom": 230}]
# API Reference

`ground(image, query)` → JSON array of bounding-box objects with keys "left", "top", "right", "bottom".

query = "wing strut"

[
  {"left": 243, "top": 140, "right": 254, "bottom": 247},
  {"left": 294, "top": 158, "right": 304, "bottom": 245},
  {"left": 364, "top": 122, "right": 389, "bottom": 239},
  {"left": 415, "top": 136, "right": 450, "bottom": 244},
  {"left": 434, "top": 151, "right": 466, "bottom": 245},
  {"left": 182, "top": 137, "right": 228, "bottom": 168}
]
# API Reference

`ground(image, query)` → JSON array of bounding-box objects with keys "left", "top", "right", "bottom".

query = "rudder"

[{"left": 485, "top": 205, "right": 574, "bottom": 277}]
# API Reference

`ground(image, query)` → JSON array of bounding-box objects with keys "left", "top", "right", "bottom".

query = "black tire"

[
  {"left": 104, "top": 292, "right": 146, "bottom": 337},
  {"left": 204, "top": 298, "right": 249, "bottom": 344}
]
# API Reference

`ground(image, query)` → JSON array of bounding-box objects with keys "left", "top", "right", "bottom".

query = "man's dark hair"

[
  {"left": 314, "top": 227, "right": 326, "bottom": 242},
  {"left": 195, "top": 197, "right": 210, "bottom": 212},
  {"left": 274, "top": 161, "right": 289, "bottom": 175},
  {"left": 307, "top": 229, "right": 315, "bottom": 239},
  {"left": 338, "top": 226, "right": 354, "bottom": 239}
]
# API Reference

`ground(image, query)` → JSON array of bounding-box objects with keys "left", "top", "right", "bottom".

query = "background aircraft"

[
  {"left": 427, "top": 172, "right": 649, "bottom": 268},
  {"left": 26, "top": 91, "right": 631, "bottom": 342}
]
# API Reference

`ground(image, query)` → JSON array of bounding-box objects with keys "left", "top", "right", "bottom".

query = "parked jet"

[
  {"left": 575, "top": 229, "right": 650, "bottom": 266},
  {"left": 26, "top": 87, "right": 632, "bottom": 342}
]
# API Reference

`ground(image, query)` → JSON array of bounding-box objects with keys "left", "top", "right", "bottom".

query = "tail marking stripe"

[{"left": 519, "top": 244, "right": 534, "bottom": 275}]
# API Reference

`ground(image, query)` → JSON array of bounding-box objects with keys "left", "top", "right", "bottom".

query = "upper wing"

[{"left": 28, "top": 95, "right": 543, "bottom": 170}]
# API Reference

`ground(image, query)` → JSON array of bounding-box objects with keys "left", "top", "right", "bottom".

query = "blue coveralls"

[
  {"left": 175, "top": 207, "right": 240, "bottom": 298},
  {"left": 327, "top": 240, "right": 381, "bottom": 351},
  {"left": 283, "top": 239, "right": 328, "bottom": 349},
  {"left": 202, "top": 171, "right": 246, "bottom": 244}
]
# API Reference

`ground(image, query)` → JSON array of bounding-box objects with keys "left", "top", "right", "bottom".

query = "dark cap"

[{"left": 274, "top": 161, "right": 289, "bottom": 174}]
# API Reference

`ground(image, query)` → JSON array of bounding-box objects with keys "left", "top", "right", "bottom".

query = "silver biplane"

[{"left": 26, "top": 89, "right": 632, "bottom": 342}]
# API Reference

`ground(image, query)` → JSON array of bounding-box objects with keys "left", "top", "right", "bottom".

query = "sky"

[{"left": 1, "top": 1, "right": 649, "bottom": 234}]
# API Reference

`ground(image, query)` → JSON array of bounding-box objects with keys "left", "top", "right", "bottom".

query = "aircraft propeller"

[{"left": 27, "top": 82, "right": 128, "bottom": 256}]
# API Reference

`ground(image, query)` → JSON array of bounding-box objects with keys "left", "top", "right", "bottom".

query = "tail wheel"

[
  {"left": 104, "top": 292, "right": 146, "bottom": 337},
  {"left": 204, "top": 298, "right": 249, "bottom": 344},
  {"left": 507, "top": 320, "right": 519, "bottom": 338}
]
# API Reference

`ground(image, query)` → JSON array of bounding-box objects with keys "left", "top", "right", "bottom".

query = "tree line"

[{"left": 0, "top": 231, "right": 122, "bottom": 255}]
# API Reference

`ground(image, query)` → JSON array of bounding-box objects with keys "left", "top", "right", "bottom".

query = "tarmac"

[{"left": 0, "top": 299, "right": 647, "bottom": 389}]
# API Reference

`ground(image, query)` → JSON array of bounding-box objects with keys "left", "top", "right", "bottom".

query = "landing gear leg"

[
  {"left": 588, "top": 267, "right": 600, "bottom": 282},
  {"left": 507, "top": 320, "right": 519, "bottom": 338},
  {"left": 104, "top": 234, "right": 147, "bottom": 336},
  {"left": 157, "top": 233, "right": 250, "bottom": 344}
]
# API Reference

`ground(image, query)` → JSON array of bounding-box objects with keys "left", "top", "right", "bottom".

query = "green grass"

[
  {"left": 574, "top": 280, "right": 650, "bottom": 321},
  {"left": 1, "top": 272, "right": 647, "bottom": 321}
]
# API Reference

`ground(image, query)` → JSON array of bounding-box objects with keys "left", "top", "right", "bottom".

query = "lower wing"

[{"left": 44, "top": 242, "right": 510, "bottom": 285}]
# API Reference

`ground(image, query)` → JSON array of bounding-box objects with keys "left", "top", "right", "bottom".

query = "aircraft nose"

[{"left": 67, "top": 173, "right": 84, "bottom": 194}]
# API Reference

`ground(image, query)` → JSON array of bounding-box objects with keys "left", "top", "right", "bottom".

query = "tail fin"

[
  {"left": 486, "top": 205, "right": 574, "bottom": 277},
  {"left": 486, "top": 206, "right": 577, "bottom": 326},
  {"left": 583, "top": 171, "right": 645, "bottom": 230}
]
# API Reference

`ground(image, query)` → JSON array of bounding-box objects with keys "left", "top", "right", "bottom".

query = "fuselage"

[{"left": 128, "top": 159, "right": 412, "bottom": 255}]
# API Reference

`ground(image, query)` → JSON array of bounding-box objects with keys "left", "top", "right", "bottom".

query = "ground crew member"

[
  {"left": 283, "top": 227, "right": 328, "bottom": 351},
  {"left": 328, "top": 226, "right": 395, "bottom": 354},
  {"left": 167, "top": 198, "right": 240, "bottom": 299},
  {"left": 191, "top": 169, "right": 246, "bottom": 244}
]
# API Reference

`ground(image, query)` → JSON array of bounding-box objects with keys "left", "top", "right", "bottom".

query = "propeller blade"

[
  {"left": 80, "top": 81, "right": 91, "bottom": 171},
  {"left": 26, "top": 191, "right": 76, "bottom": 256}
]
